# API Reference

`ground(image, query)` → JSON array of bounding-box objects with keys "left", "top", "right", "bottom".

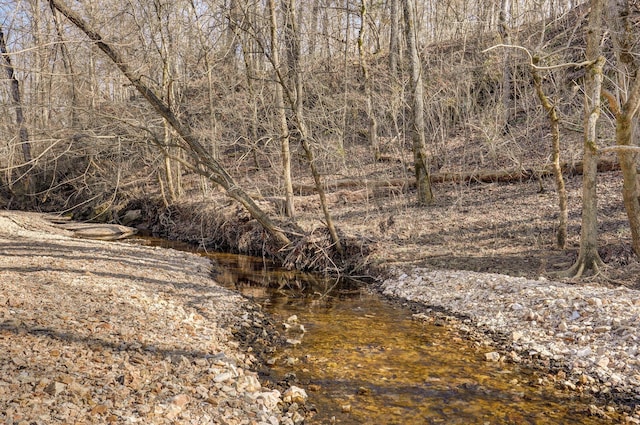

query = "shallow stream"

[{"left": 138, "top": 239, "right": 613, "bottom": 424}]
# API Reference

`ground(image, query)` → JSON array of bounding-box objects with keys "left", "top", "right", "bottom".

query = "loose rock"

[
  {"left": 0, "top": 211, "right": 290, "bottom": 424},
  {"left": 381, "top": 267, "right": 640, "bottom": 402}
]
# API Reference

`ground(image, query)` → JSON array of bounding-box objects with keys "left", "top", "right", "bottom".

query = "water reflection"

[
  {"left": 208, "top": 254, "right": 610, "bottom": 424},
  {"left": 131, "top": 238, "right": 613, "bottom": 424}
]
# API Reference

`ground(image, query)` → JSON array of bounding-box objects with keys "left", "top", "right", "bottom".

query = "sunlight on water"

[
  {"left": 133, "top": 238, "right": 615, "bottom": 424},
  {"left": 263, "top": 290, "right": 610, "bottom": 424},
  {"left": 207, "top": 253, "right": 612, "bottom": 424}
]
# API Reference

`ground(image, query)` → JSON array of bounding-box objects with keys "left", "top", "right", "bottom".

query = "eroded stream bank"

[{"left": 138, "top": 238, "right": 621, "bottom": 424}]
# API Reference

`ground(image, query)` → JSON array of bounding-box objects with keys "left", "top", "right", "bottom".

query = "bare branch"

[
  {"left": 49, "top": 0, "right": 292, "bottom": 248},
  {"left": 482, "top": 44, "right": 597, "bottom": 70}
]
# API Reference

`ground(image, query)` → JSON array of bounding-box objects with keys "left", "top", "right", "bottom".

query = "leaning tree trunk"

[
  {"left": 616, "top": 102, "right": 640, "bottom": 258},
  {"left": 50, "top": 0, "right": 291, "bottom": 249},
  {"left": 561, "top": 0, "right": 606, "bottom": 278},
  {"left": 402, "top": 0, "right": 433, "bottom": 205},
  {"left": 531, "top": 58, "right": 568, "bottom": 249},
  {"left": 606, "top": 0, "right": 640, "bottom": 259}
]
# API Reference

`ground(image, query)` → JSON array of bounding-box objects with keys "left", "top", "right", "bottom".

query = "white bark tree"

[{"left": 562, "top": 0, "right": 606, "bottom": 277}]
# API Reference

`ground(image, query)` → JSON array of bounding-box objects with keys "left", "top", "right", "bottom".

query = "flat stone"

[{"left": 283, "top": 386, "right": 307, "bottom": 404}]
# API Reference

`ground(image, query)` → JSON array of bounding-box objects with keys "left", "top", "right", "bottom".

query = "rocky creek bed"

[
  {"left": 380, "top": 267, "right": 640, "bottom": 422},
  {"left": 2, "top": 210, "right": 640, "bottom": 423},
  {"left": 0, "top": 211, "right": 304, "bottom": 425}
]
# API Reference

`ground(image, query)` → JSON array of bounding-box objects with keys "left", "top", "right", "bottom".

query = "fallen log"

[
  {"left": 52, "top": 221, "right": 137, "bottom": 240},
  {"left": 292, "top": 159, "right": 620, "bottom": 196}
]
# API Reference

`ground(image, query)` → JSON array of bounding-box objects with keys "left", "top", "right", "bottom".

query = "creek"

[{"left": 137, "top": 238, "right": 612, "bottom": 424}]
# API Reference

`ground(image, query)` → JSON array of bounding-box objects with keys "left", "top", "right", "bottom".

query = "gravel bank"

[
  {"left": 381, "top": 267, "right": 640, "bottom": 416},
  {"left": 0, "top": 212, "right": 302, "bottom": 425}
]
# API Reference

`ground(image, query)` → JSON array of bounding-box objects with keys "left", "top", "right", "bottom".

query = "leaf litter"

[{"left": 0, "top": 211, "right": 290, "bottom": 425}]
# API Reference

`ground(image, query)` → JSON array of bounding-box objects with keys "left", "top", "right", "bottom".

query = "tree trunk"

[
  {"left": 606, "top": 0, "right": 640, "bottom": 259},
  {"left": 498, "top": 0, "right": 513, "bottom": 130},
  {"left": 531, "top": 58, "right": 568, "bottom": 249},
  {"left": 616, "top": 103, "right": 640, "bottom": 258},
  {"left": 388, "top": 0, "right": 402, "bottom": 146},
  {"left": 389, "top": 0, "right": 400, "bottom": 74},
  {"left": 0, "top": 25, "right": 32, "bottom": 166},
  {"left": 402, "top": 0, "right": 433, "bottom": 205},
  {"left": 50, "top": 3, "right": 79, "bottom": 128},
  {"left": 308, "top": 0, "right": 320, "bottom": 57},
  {"left": 188, "top": 1, "right": 219, "bottom": 160},
  {"left": 561, "top": 0, "right": 606, "bottom": 277},
  {"left": 268, "top": 0, "right": 295, "bottom": 218},
  {"left": 339, "top": 0, "right": 351, "bottom": 156},
  {"left": 358, "top": 0, "right": 379, "bottom": 161},
  {"left": 163, "top": 141, "right": 177, "bottom": 203},
  {"left": 50, "top": 0, "right": 292, "bottom": 249},
  {"left": 282, "top": 0, "right": 343, "bottom": 255}
]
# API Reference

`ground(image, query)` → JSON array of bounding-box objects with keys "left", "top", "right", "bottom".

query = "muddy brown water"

[{"left": 133, "top": 238, "right": 615, "bottom": 424}]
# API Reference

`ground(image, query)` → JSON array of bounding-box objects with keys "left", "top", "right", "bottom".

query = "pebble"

[
  {"left": 214, "top": 372, "right": 234, "bottom": 383},
  {"left": 485, "top": 351, "right": 501, "bottom": 362},
  {"left": 283, "top": 386, "right": 308, "bottom": 404},
  {"left": 381, "top": 267, "right": 640, "bottom": 401}
]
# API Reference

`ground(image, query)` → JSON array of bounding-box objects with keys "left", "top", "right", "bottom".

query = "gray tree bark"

[
  {"left": 268, "top": 0, "right": 295, "bottom": 217},
  {"left": 358, "top": 0, "right": 379, "bottom": 161},
  {"left": 389, "top": 0, "right": 400, "bottom": 74},
  {"left": 281, "top": 0, "right": 343, "bottom": 255},
  {"left": 562, "top": 0, "right": 606, "bottom": 277},
  {"left": 402, "top": 0, "right": 433, "bottom": 205},
  {"left": 0, "top": 25, "right": 32, "bottom": 165},
  {"left": 606, "top": 0, "right": 640, "bottom": 259},
  {"left": 498, "top": 0, "right": 513, "bottom": 130},
  {"left": 531, "top": 57, "right": 568, "bottom": 249}
]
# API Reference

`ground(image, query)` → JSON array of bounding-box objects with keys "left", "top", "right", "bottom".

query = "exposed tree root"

[
  {"left": 282, "top": 227, "right": 372, "bottom": 274},
  {"left": 126, "top": 198, "right": 373, "bottom": 274},
  {"left": 556, "top": 252, "right": 606, "bottom": 280}
]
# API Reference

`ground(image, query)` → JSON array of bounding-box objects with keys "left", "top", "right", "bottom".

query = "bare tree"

[
  {"left": 50, "top": 0, "right": 292, "bottom": 248},
  {"left": 281, "top": 0, "right": 343, "bottom": 254},
  {"left": 357, "top": 0, "right": 379, "bottom": 160},
  {"left": 388, "top": 0, "right": 400, "bottom": 74},
  {"left": 531, "top": 57, "right": 568, "bottom": 249},
  {"left": 0, "top": 25, "right": 33, "bottom": 167},
  {"left": 152, "top": 0, "right": 180, "bottom": 204},
  {"left": 402, "top": 0, "right": 433, "bottom": 204},
  {"left": 498, "top": 0, "right": 513, "bottom": 130},
  {"left": 563, "top": 0, "right": 606, "bottom": 277},
  {"left": 49, "top": 2, "right": 79, "bottom": 128},
  {"left": 605, "top": 0, "right": 640, "bottom": 259},
  {"left": 268, "top": 0, "right": 295, "bottom": 217}
]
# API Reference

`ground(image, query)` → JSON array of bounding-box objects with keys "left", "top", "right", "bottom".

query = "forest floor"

[
  {"left": 0, "top": 211, "right": 302, "bottom": 425},
  {"left": 3, "top": 166, "right": 640, "bottom": 422},
  {"left": 286, "top": 168, "right": 640, "bottom": 288}
]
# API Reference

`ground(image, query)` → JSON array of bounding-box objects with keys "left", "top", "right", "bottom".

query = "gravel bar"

[{"left": 381, "top": 267, "right": 640, "bottom": 417}]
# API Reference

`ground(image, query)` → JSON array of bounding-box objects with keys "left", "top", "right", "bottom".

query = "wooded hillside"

[{"left": 1, "top": 0, "right": 638, "bottom": 275}]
